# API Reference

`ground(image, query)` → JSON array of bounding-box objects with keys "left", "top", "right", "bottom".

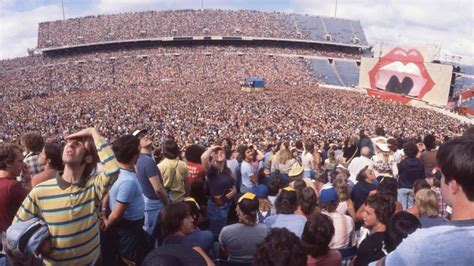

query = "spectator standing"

[
  {"left": 201, "top": 146, "right": 236, "bottom": 237},
  {"left": 397, "top": 142, "right": 426, "bottom": 210},
  {"left": 219, "top": 192, "right": 269, "bottom": 263},
  {"left": 14, "top": 127, "right": 120, "bottom": 265},
  {"left": 159, "top": 139, "right": 188, "bottom": 202},
  {"left": 20, "top": 132, "right": 45, "bottom": 189},
  {"left": 384, "top": 135, "right": 474, "bottom": 265},
  {"left": 0, "top": 143, "right": 28, "bottom": 232},
  {"left": 31, "top": 143, "right": 63, "bottom": 187},
  {"left": 133, "top": 129, "right": 169, "bottom": 240}
]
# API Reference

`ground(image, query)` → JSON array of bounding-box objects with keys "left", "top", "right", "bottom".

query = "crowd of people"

[
  {"left": 0, "top": 125, "right": 473, "bottom": 265},
  {"left": 36, "top": 10, "right": 364, "bottom": 49}
]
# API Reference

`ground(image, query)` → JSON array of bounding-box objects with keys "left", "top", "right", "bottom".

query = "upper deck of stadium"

[{"left": 37, "top": 9, "right": 369, "bottom": 50}]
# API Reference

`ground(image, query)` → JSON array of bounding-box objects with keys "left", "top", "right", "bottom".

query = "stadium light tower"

[
  {"left": 201, "top": 0, "right": 204, "bottom": 11},
  {"left": 334, "top": 0, "right": 338, "bottom": 17},
  {"left": 61, "top": 0, "right": 65, "bottom": 20}
]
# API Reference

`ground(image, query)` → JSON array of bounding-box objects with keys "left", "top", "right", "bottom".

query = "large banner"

[{"left": 359, "top": 46, "right": 453, "bottom": 106}]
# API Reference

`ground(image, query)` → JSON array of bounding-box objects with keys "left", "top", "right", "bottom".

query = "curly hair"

[
  {"left": 253, "top": 228, "right": 306, "bottom": 266},
  {"left": 162, "top": 139, "right": 180, "bottom": 159},
  {"left": 299, "top": 187, "right": 318, "bottom": 216},
  {"left": 0, "top": 143, "right": 22, "bottom": 170},
  {"left": 112, "top": 135, "right": 140, "bottom": 164},
  {"left": 366, "top": 193, "right": 394, "bottom": 226},
  {"left": 185, "top": 144, "right": 205, "bottom": 164},
  {"left": 43, "top": 143, "right": 64, "bottom": 171},
  {"left": 302, "top": 213, "right": 334, "bottom": 258},
  {"left": 403, "top": 142, "right": 418, "bottom": 158},
  {"left": 20, "top": 132, "right": 44, "bottom": 153}
]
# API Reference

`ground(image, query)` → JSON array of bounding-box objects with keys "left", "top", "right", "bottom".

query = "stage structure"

[{"left": 241, "top": 77, "right": 265, "bottom": 92}]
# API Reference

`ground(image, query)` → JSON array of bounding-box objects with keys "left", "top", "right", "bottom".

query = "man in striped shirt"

[{"left": 14, "top": 127, "right": 120, "bottom": 265}]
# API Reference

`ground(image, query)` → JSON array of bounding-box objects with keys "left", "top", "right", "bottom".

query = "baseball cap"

[
  {"left": 319, "top": 188, "right": 338, "bottom": 204},
  {"left": 251, "top": 184, "right": 269, "bottom": 199},
  {"left": 238, "top": 192, "right": 259, "bottom": 215}
]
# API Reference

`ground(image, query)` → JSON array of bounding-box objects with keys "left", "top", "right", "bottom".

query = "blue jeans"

[
  {"left": 304, "top": 169, "right": 316, "bottom": 179},
  {"left": 207, "top": 199, "right": 229, "bottom": 237},
  {"left": 143, "top": 196, "right": 164, "bottom": 237},
  {"left": 185, "top": 230, "right": 216, "bottom": 258},
  {"left": 398, "top": 188, "right": 413, "bottom": 210}
]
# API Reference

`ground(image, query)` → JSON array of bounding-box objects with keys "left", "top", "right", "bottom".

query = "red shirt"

[
  {"left": 186, "top": 162, "right": 205, "bottom": 186},
  {"left": 0, "top": 178, "right": 27, "bottom": 232}
]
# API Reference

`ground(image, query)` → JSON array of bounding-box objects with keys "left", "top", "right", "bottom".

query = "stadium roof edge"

[{"left": 37, "top": 36, "right": 370, "bottom": 53}]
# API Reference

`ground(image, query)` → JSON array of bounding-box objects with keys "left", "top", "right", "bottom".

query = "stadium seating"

[
  {"left": 309, "top": 59, "right": 343, "bottom": 86},
  {"left": 334, "top": 60, "right": 359, "bottom": 87}
]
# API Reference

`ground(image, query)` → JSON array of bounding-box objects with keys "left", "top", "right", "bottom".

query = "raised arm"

[{"left": 201, "top": 146, "right": 218, "bottom": 171}]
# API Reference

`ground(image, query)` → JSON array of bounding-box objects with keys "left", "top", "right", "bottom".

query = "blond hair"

[{"left": 415, "top": 189, "right": 439, "bottom": 217}]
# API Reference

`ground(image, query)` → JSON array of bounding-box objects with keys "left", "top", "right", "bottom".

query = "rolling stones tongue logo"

[{"left": 368, "top": 48, "right": 435, "bottom": 103}]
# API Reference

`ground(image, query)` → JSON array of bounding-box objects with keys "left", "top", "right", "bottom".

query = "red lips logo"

[{"left": 368, "top": 48, "right": 435, "bottom": 103}]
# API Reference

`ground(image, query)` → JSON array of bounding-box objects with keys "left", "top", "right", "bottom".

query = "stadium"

[
  {"left": 1, "top": 9, "right": 472, "bottom": 145},
  {"left": 1, "top": 7, "right": 474, "bottom": 266}
]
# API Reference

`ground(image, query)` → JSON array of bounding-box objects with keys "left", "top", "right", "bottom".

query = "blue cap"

[
  {"left": 251, "top": 184, "right": 269, "bottom": 199},
  {"left": 319, "top": 188, "right": 338, "bottom": 204}
]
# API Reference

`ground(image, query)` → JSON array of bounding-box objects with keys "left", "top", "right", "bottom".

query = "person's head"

[
  {"left": 387, "top": 138, "right": 399, "bottom": 153},
  {"left": 20, "top": 132, "right": 44, "bottom": 153},
  {"left": 62, "top": 136, "right": 98, "bottom": 179},
  {"left": 304, "top": 141, "right": 314, "bottom": 154},
  {"left": 293, "top": 178, "right": 307, "bottom": 196},
  {"left": 299, "top": 187, "right": 318, "bottom": 216},
  {"left": 112, "top": 135, "right": 140, "bottom": 165},
  {"left": 319, "top": 188, "right": 339, "bottom": 212},
  {"left": 385, "top": 211, "right": 421, "bottom": 252},
  {"left": 184, "top": 144, "right": 205, "bottom": 164},
  {"left": 162, "top": 139, "right": 180, "bottom": 159},
  {"left": 437, "top": 135, "right": 474, "bottom": 205},
  {"left": 211, "top": 146, "right": 226, "bottom": 163},
  {"left": 412, "top": 179, "right": 431, "bottom": 195},
  {"left": 356, "top": 166, "right": 376, "bottom": 183},
  {"left": 423, "top": 134, "right": 437, "bottom": 151},
  {"left": 302, "top": 213, "right": 334, "bottom": 258},
  {"left": 377, "top": 177, "right": 398, "bottom": 202},
  {"left": 38, "top": 143, "right": 64, "bottom": 171},
  {"left": 463, "top": 126, "right": 474, "bottom": 137},
  {"left": 0, "top": 143, "right": 23, "bottom": 178},
  {"left": 254, "top": 228, "right": 306, "bottom": 266},
  {"left": 403, "top": 142, "right": 418, "bottom": 158},
  {"left": 237, "top": 192, "right": 259, "bottom": 225},
  {"left": 363, "top": 194, "right": 394, "bottom": 229},
  {"left": 275, "top": 187, "right": 298, "bottom": 214},
  {"left": 243, "top": 145, "right": 255, "bottom": 162},
  {"left": 184, "top": 197, "right": 201, "bottom": 227},
  {"left": 375, "top": 127, "right": 386, "bottom": 137},
  {"left": 267, "top": 176, "right": 282, "bottom": 196},
  {"left": 162, "top": 202, "right": 194, "bottom": 237},
  {"left": 360, "top": 146, "right": 371, "bottom": 158},
  {"left": 333, "top": 177, "right": 349, "bottom": 201},
  {"left": 279, "top": 148, "right": 292, "bottom": 164},
  {"left": 133, "top": 129, "right": 152, "bottom": 150},
  {"left": 415, "top": 189, "right": 439, "bottom": 218}
]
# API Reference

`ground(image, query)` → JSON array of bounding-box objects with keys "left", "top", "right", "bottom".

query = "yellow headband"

[
  {"left": 238, "top": 192, "right": 256, "bottom": 203},
  {"left": 283, "top": 186, "right": 295, "bottom": 192}
]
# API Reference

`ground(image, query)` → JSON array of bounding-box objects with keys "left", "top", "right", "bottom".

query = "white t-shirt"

[{"left": 302, "top": 152, "right": 314, "bottom": 171}]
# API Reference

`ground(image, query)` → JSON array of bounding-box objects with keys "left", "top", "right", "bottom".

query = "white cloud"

[
  {"left": 292, "top": 0, "right": 474, "bottom": 64},
  {"left": 0, "top": 5, "right": 63, "bottom": 59}
]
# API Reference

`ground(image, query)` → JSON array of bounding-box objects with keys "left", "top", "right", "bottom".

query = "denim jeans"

[
  {"left": 398, "top": 188, "right": 413, "bottom": 210},
  {"left": 207, "top": 199, "right": 229, "bottom": 237},
  {"left": 143, "top": 196, "right": 164, "bottom": 237},
  {"left": 304, "top": 169, "right": 316, "bottom": 179}
]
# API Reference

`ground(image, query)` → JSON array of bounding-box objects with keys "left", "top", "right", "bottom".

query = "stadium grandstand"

[{"left": 1, "top": 7, "right": 474, "bottom": 266}]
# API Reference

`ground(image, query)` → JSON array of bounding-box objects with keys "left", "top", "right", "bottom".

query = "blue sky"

[{"left": 0, "top": 0, "right": 472, "bottom": 64}]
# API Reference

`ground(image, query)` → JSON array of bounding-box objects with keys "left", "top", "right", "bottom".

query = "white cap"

[{"left": 132, "top": 129, "right": 147, "bottom": 137}]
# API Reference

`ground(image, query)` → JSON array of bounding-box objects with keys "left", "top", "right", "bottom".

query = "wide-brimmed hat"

[{"left": 288, "top": 163, "right": 304, "bottom": 177}]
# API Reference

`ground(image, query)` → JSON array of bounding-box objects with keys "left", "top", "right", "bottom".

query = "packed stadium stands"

[{"left": 36, "top": 10, "right": 368, "bottom": 49}]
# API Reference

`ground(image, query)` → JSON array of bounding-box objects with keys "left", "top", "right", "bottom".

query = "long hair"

[{"left": 415, "top": 189, "right": 439, "bottom": 218}]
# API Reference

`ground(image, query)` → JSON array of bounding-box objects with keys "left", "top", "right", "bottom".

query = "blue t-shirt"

[
  {"left": 264, "top": 214, "right": 307, "bottom": 238},
  {"left": 108, "top": 169, "right": 145, "bottom": 221},
  {"left": 240, "top": 161, "right": 255, "bottom": 188},
  {"left": 136, "top": 153, "right": 162, "bottom": 200},
  {"left": 385, "top": 219, "right": 474, "bottom": 265}
]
